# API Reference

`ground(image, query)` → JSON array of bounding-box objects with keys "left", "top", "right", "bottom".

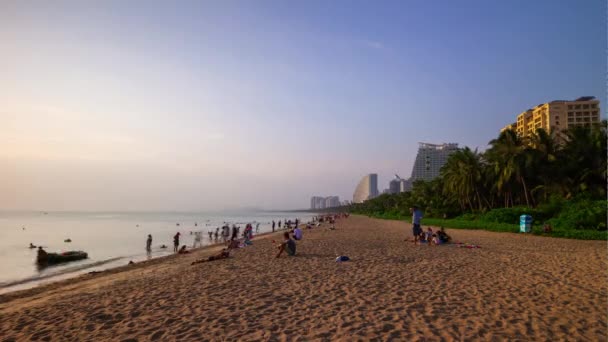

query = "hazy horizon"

[{"left": 2, "top": 0, "right": 605, "bottom": 211}]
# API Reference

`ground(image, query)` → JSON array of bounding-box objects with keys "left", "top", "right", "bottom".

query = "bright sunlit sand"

[{"left": 1, "top": 215, "right": 605, "bottom": 341}]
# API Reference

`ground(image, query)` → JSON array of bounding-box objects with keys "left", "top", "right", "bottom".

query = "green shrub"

[
  {"left": 479, "top": 207, "right": 550, "bottom": 224},
  {"left": 548, "top": 199, "right": 607, "bottom": 231}
]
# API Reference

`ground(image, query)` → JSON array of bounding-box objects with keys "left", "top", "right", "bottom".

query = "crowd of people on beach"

[{"left": 186, "top": 213, "right": 350, "bottom": 263}]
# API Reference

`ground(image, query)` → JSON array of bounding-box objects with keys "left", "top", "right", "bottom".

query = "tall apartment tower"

[
  {"left": 501, "top": 96, "right": 601, "bottom": 140},
  {"left": 352, "top": 174, "right": 379, "bottom": 203},
  {"left": 410, "top": 143, "right": 459, "bottom": 182},
  {"left": 325, "top": 196, "right": 340, "bottom": 208}
]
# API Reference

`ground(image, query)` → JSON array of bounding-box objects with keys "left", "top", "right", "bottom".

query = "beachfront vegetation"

[{"left": 349, "top": 121, "right": 607, "bottom": 240}]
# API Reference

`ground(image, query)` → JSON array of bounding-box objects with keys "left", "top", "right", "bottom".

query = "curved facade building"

[{"left": 353, "top": 174, "right": 379, "bottom": 203}]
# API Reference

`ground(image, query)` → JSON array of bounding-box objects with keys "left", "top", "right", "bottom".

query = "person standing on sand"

[
  {"left": 231, "top": 225, "right": 238, "bottom": 240},
  {"left": 410, "top": 206, "right": 423, "bottom": 244},
  {"left": 278, "top": 220, "right": 281, "bottom": 229},
  {"left": 173, "top": 232, "right": 180, "bottom": 252},
  {"left": 272, "top": 220, "right": 276, "bottom": 232},
  {"left": 146, "top": 234, "right": 152, "bottom": 252}
]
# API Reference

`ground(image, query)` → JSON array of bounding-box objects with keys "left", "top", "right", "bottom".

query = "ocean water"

[{"left": 0, "top": 211, "right": 315, "bottom": 294}]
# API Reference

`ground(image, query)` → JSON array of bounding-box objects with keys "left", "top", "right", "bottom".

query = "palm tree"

[
  {"left": 486, "top": 129, "right": 530, "bottom": 207},
  {"left": 526, "top": 128, "right": 560, "bottom": 204},
  {"left": 440, "top": 147, "right": 485, "bottom": 212},
  {"left": 560, "top": 120, "right": 607, "bottom": 198}
]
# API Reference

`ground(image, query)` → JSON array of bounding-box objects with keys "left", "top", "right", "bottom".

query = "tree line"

[{"left": 349, "top": 121, "right": 607, "bottom": 231}]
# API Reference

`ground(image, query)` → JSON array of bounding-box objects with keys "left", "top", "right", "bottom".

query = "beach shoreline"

[
  {"left": 1, "top": 215, "right": 606, "bottom": 341},
  {"left": 0, "top": 228, "right": 289, "bottom": 304}
]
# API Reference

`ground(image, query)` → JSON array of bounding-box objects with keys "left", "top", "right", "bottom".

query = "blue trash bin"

[{"left": 520, "top": 214, "right": 532, "bottom": 233}]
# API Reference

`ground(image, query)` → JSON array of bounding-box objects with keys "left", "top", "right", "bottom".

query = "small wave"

[{"left": 0, "top": 257, "right": 124, "bottom": 290}]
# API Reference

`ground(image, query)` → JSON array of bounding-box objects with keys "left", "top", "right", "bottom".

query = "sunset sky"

[{"left": 1, "top": 0, "right": 605, "bottom": 211}]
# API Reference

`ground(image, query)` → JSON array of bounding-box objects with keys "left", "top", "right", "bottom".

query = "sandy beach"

[{"left": 0, "top": 215, "right": 606, "bottom": 341}]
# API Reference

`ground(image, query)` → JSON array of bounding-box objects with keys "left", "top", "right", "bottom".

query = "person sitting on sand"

[
  {"left": 293, "top": 226, "right": 303, "bottom": 241},
  {"left": 178, "top": 245, "right": 189, "bottom": 254},
  {"left": 191, "top": 249, "right": 230, "bottom": 264},
  {"left": 437, "top": 227, "right": 451, "bottom": 243},
  {"left": 29, "top": 243, "right": 36, "bottom": 249},
  {"left": 425, "top": 227, "right": 433, "bottom": 242},
  {"left": 418, "top": 232, "right": 427, "bottom": 244},
  {"left": 276, "top": 232, "right": 296, "bottom": 258},
  {"left": 430, "top": 234, "right": 440, "bottom": 246}
]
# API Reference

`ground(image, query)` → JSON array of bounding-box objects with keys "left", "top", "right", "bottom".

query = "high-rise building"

[
  {"left": 399, "top": 179, "right": 410, "bottom": 192},
  {"left": 310, "top": 195, "right": 341, "bottom": 209},
  {"left": 501, "top": 96, "right": 601, "bottom": 140},
  {"left": 352, "top": 174, "right": 379, "bottom": 203},
  {"left": 310, "top": 196, "right": 324, "bottom": 209},
  {"left": 325, "top": 196, "right": 340, "bottom": 208},
  {"left": 384, "top": 174, "right": 410, "bottom": 194},
  {"left": 409, "top": 143, "right": 459, "bottom": 183},
  {"left": 388, "top": 176, "right": 402, "bottom": 194}
]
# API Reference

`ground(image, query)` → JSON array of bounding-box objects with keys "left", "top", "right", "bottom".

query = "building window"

[
  {"left": 568, "top": 105, "right": 573, "bottom": 109},
  {"left": 555, "top": 122, "right": 559, "bottom": 126},
  {"left": 568, "top": 118, "right": 574, "bottom": 122},
  {"left": 576, "top": 112, "right": 582, "bottom": 116},
  {"left": 576, "top": 118, "right": 582, "bottom": 122},
  {"left": 591, "top": 104, "right": 597, "bottom": 109},
  {"left": 593, "top": 110, "right": 598, "bottom": 115},
  {"left": 584, "top": 117, "right": 590, "bottom": 122},
  {"left": 575, "top": 105, "right": 581, "bottom": 109},
  {"left": 583, "top": 104, "right": 589, "bottom": 109},
  {"left": 568, "top": 112, "right": 573, "bottom": 117}
]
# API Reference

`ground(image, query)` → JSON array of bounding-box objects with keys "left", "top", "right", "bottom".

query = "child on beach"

[
  {"left": 425, "top": 227, "right": 433, "bottom": 242},
  {"left": 418, "top": 232, "right": 427, "bottom": 244},
  {"left": 430, "top": 234, "right": 440, "bottom": 245}
]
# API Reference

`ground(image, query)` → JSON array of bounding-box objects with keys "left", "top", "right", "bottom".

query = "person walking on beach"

[
  {"left": 278, "top": 220, "right": 281, "bottom": 229},
  {"left": 173, "top": 232, "right": 180, "bottom": 252},
  {"left": 255, "top": 222, "right": 260, "bottom": 234},
  {"left": 193, "top": 231, "right": 203, "bottom": 248},
  {"left": 272, "top": 220, "right": 276, "bottom": 232},
  {"left": 231, "top": 225, "right": 238, "bottom": 240},
  {"left": 410, "top": 206, "right": 423, "bottom": 244},
  {"left": 146, "top": 234, "right": 152, "bottom": 252}
]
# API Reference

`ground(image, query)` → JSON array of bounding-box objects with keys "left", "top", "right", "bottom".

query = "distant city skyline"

[{"left": 1, "top": 1, "right": 605, "bottom": 211}]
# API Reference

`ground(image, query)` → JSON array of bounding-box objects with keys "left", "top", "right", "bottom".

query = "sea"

[{"left": 0, "top": 210, "right": 316, "bottom": 294}]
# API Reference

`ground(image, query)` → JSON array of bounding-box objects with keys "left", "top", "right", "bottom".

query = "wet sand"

[{"left": 0, "top": 215, "right": 606, "bottom": 341}]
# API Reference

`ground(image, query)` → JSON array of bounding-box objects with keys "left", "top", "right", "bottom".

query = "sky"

[{"left": 1, "top": 0, "right": 605, "bottom": 211}]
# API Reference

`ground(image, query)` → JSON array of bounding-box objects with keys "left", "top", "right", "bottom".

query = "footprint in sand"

[{"left": 150, "top": 330, "right": 165, "bottom": 341}]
